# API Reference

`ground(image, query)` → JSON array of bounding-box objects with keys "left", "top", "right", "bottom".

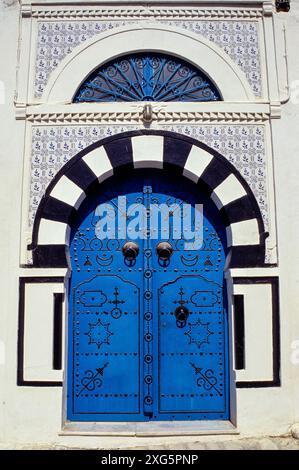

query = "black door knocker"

[
  {"left": 122, "top": 241, "right": 139, "bottom": 262},
  {"left": 175, "top": 306, "right": 189, "bottom": 328},
  {"left": 156, "top": 241, "right": 173, "bottom": 262}
]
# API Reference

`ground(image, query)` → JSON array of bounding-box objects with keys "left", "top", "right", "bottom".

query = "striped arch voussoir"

[{"left": 31, "top": 130, "right": 266, "bottom": 268}]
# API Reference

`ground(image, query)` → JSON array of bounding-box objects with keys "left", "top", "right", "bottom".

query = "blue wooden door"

[{"left": 67, "top": 170, "right": 229, "bottom": 421}]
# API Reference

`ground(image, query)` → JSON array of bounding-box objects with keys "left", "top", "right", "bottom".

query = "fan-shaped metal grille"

[{"left": 74, "top": 53, "right": 221, "bottom": 102}]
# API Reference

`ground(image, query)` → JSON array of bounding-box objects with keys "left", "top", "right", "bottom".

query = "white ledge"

[
  {"left": 17, "top": 102, "right": 273, "bottom": 124},
  {"left": 60, "top": 419, "right": 238, "bottom": 437}
]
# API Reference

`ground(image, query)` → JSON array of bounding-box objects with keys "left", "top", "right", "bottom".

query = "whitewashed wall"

[{"left": 0, "top": 0, "right": 298, "bottom": 447}]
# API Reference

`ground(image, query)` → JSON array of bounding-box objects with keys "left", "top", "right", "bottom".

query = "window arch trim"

[{"left": 42, "top": 25, "right": 254, "bottom": 103}]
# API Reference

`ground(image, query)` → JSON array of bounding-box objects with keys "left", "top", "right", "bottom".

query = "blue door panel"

[
  {"left": 67, "top": 170, "right": 229, "bottom": 421},
  {"left": 69, "top": 275, "right": 141, "bottom": 418},
  {"left": 158, "top": 275, "right": 226, "bottom": 416}
]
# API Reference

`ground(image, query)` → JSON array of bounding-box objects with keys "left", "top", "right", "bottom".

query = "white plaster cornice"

[
  {"left": 29, "top": 7, "right": 264, "bottom": 20},
  {"left": 19, "top": 0, "right": 276, "bottom": 21},
  {"left": 22, "top": 109, "right": 271, "bottom": 124},
  {"left": 17, "top": 102, "right": 272, "bottom": 123},
  {"left": 18, "top": 1, "right": 272, "bottom": 20}
]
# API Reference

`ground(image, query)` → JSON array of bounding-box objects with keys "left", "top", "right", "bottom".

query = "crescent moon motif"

[
  {"left": 96, "top": 253, "right": 113, "bottom": 266},
  {"left": 180, "top": 254, "right": 199, "bottom": 266}
]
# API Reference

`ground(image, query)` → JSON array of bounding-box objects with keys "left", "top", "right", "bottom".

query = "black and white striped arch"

[{"left": 30, "top": 130, "right": 266, "bottom": 268}]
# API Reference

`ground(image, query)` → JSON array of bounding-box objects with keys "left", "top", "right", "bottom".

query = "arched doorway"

[
  {"left": 67, "top": 169, "right": 229, "bottom": 421},
  {"left": 30, "top": 129, "right": 265, "bottom": 420}
]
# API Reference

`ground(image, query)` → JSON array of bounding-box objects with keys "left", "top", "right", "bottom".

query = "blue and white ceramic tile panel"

[
  {"left": 34, "top": 20, "right": 262, "bottom": 97},
  {"left": 160, "top": 21, "right": 261, "bottom": 96},
  {"left": 29, "top": 123, "right": 270, "bottom": 261},
  {"left": 34, "top": 21, "right": 128, "bottom": 96}
]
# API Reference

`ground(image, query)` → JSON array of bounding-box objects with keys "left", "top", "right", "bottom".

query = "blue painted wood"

[
  {"left": 73, "top": 53, "right": 221, "bottom": 103},
  {"left": 67, "top": 170, "right": 229, "bottom": 421}
]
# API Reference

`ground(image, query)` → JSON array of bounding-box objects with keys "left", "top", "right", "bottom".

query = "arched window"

[{"left": 73, "top": 53, "right": 221, "bottom": 102}]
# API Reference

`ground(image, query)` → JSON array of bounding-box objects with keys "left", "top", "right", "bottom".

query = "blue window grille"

[{"left": 73, "top": 53, "right": 221, "bottom": 102}]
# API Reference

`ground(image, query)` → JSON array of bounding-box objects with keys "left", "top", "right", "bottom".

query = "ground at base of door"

[{"left": 1, "top": 435, "right": 299, "bottom": 450}]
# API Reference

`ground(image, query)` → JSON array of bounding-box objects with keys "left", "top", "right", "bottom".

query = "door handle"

[
  {"left": 122, "top": 241, "right": 139, "bottom": 261},
  {"left": 156, "top": 241, "right": 173, "bottom": 261},
  {"left": 175, "top": 306, "right": 189, "bottom": 328}
]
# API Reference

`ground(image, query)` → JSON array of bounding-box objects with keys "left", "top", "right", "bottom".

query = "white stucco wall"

[
  {"left": 0, "top": 0, "right": 299, "bottom": 447},
  {"left": 272, "top": 1, "right": 299, "bottom": 427},
  {"left": 0, "top": 0, "right": 26, "bottom": 446}
]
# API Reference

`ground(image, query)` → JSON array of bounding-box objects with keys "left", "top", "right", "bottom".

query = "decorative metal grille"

[{"left": 74, "top": 53, "right": 221, "bottom": 102}]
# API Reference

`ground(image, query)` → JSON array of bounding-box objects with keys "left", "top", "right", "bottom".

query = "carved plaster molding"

[
  {"left": 25, "top": 110, "right": 270, "bottom": 124},
  {"left": 30, "top": 7, "right": 263, "bottom": 20},
  {"left": 156, "top": 110, "right": 269, "bottom": 122}
]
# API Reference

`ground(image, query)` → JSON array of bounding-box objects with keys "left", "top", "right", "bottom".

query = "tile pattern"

[
  {"left": 161, "top": 20, "right": 261, "bottom": 96},
  {"left": 34, "top": 20, "right": 261, "bottom": 97}
]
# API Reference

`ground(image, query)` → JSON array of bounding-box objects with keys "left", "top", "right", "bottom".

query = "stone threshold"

[{"left": 60, "top": 420, "right": 238, "bottom": 437}]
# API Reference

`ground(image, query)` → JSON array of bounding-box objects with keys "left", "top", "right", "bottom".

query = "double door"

[{"left": 67, "top": 170, "right": 229, "bottom": 421}]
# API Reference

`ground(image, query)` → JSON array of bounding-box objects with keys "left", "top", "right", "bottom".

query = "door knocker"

[
  {"left": 122, "top": 241, "right": 139, "bottom": 261},
  {"left": 175, "top": 306, "right": 189, "bottom": 328},
  {"left": 156, "top": 241, "right": 173, "bottom": 261}
]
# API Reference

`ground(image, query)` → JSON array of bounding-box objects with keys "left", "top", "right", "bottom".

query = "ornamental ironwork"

[{"left": 74, "top": 53, "right": 221, "bottom": 102}]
